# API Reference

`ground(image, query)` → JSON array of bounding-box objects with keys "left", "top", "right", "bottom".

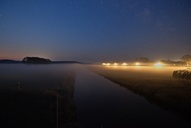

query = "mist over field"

[
  {"left": 0, "top": 63, "right": 191, "bottom": 127},
  {"left": 89, "top": 65, "right": 191, "bottom": 124}
]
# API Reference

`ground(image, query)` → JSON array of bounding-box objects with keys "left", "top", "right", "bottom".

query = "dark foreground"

[
  {"left": 89, "top": 65, "right": 191, "bottom": 126},
  {"left": 0, "top": 73, "right": 79, "bottom": 128}
]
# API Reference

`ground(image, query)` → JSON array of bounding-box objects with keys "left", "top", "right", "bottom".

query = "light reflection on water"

[{"left": 0, "top": 64, "right": 190, "bottom": 128}]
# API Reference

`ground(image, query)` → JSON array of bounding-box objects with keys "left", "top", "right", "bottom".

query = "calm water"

[{"left": 0, "top": 64, "right": 190, "bottom": 128}]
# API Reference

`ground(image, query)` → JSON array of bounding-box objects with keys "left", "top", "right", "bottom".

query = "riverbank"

[{"left": 88, "top": 65, "right": 191, "bottom": 124}]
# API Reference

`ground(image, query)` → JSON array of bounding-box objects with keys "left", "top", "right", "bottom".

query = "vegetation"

[
  {"left": 180, "top": 54, "right": 191, "bottom": 66},
  {"left": 161, "top": 59, "right": 186, "bottom": 65},
  {"left": 173, "top": 70, "right": 191, "bottom": 79},
  {"left": 89, "top": 65, "right": 191, "bottom": 124},
  {"left": 22, "top": 57, "right": 51, "bottom": 64}
]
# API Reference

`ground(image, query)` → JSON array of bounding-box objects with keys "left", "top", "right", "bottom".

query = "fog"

[{"left": 0, "top": 64, "right": 190, "bottom": 127}]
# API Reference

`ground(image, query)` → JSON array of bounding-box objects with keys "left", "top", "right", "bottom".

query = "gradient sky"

[{"left": 0, "top": 0, "right": 191, "bottom": 62}]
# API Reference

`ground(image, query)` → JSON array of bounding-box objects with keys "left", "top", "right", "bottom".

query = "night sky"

[{"left": 0, "top": 0, "right": 191, "bottom": 62}]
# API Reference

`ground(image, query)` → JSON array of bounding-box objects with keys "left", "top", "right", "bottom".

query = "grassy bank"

[{"left": 89, "top": 65, "right": 191, "bottom": 124}]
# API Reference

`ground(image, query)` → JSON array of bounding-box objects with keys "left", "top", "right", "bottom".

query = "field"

[
  {"left": 89, "top": 65, "right": 191, "bottom": 123},
  {"left": 0, "top": 72, "right": 79, "bottom": 128}
]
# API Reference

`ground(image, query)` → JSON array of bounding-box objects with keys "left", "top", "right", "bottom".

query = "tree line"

[{"left": 136, "top": 54, "right": 191, "bottom": 66}]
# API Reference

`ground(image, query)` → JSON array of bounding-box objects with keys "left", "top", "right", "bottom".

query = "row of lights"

[
  {"left": 102, "top": 62, "right": 127, "bottom": 66},
  {"left": 102, "top": 62, "right": 137, "bottom": 66},
  {"left": 102, "top": 62, "right": 163, "bottom": 67}
]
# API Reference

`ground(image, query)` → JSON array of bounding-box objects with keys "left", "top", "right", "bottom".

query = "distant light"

[
  {"left": 113, "top": 62, "right": 118, "bottom": 66},
  {"left": 102, "top": 63, "right": 106, "bottom": 65},
  {"left": 106, "top": 63, "right": 111, "bottom": 66},
  {"left": 102, "top": 63, "right": 111, "bottom": 66},
  {"left": 122, "top": 63, "right": 127, "bottom": 66},
  {"left": 135, "top": 62, "right": 140, "bottom": 66},
  {"left": 154, "top": 62, "right": 163, "bottom": 67}
]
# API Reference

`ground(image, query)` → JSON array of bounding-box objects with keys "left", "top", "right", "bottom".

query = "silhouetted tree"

[
  {"left": 22, "top": 57, "right": 51, "bottom": 64},
  {"left": 161, "top": 59, "right": 185, "bottom": 65},
  {"left": 180, "top": 54, "right": 191, "bottom": 66}
]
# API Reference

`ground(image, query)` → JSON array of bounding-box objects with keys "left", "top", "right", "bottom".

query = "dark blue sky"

[{"left": 0, "top": 0, "right": 191, "bottom": 62}]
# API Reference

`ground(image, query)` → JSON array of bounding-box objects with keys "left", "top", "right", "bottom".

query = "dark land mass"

[
  {"left": 22, "top": 56, "right": 85, "bottom": 64},
  {"left": 52, "top": 61, "right": 86, "bottom": 64},
  {"left": 0, "top": 57, "right": 85, "bottom": 64},
  {"left": 22, "top": 57, "right": 51, "bottom": 64},
  {"left": 0, "top": 59, "right": 21, "bottom": 64}
]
